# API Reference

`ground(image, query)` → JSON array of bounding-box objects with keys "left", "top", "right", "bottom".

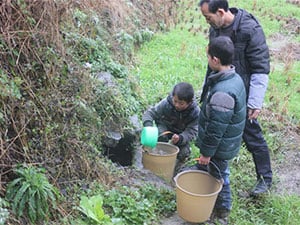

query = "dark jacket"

[
  {"left": 206, "top": 8, "right": 270, "bottom": 95},
  {"left": 196, "top": 67, "right": 246, "bottom": 160},
  {"left": 142, "top": 95, "right": 200, "bottom": 146}
]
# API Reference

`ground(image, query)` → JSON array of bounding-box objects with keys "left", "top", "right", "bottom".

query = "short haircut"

[
  {"left": 172, "top": 82, "right": 194, "bottom": 103},
  {"left": 208, "top": 36, "right": 234, "bottom": 65},
  {"left": 198, "top": 0, "right": 229, "bottom": 13}
]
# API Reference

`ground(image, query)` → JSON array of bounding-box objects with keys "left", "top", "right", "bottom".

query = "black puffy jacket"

[
  {"left": 142, "top": 95, "right": 200, "bottom": 146},
  {"left": 208, "top": 8, "right": 270, "bottom": 95}
]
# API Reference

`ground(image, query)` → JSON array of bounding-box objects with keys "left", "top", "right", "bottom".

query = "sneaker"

[
  {"left": 215, "top": 217, "right": 229, "bottom": 225},
  {"left": 215, "top": 209, "right": 230, "bottom": 218},
  {"left": 250, "top": 178, "right": 272, "bottom": 196},
  {"left": 208, "top": 208, "right": 230, "bottom": 225}
]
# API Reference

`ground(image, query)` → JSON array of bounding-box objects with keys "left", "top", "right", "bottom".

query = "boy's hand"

[
  {"left": 171, "top": 134, "right": 180, "bottom": 144},
  {"left": 198, "top": 155, "right": 211, "bottom": 165}
]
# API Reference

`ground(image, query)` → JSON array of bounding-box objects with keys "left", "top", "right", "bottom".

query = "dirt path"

[{"left": 273, "top": 131, "right": 300, "bottom": 196}]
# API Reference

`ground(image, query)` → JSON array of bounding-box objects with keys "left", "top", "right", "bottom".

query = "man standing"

[{"left": 198, "top": 0, "right": 272, "bottom": 196}]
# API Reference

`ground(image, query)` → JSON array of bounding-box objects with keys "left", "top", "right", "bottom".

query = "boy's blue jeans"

[
  {"left": 209, "top": 158, "right": 231, "bottom": 211},
  {"left": 193, "top": 158, "right": 231, "bottom": 211}
]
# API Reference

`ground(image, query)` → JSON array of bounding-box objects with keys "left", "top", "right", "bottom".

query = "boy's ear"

[{"left": 212, "top": 56, "right": 220, "bottom": 64}]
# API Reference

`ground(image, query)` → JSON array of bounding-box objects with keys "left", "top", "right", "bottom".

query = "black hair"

[
  {"left": 172, "top": 82, "right": 194, "bottom": 103},
  {"left": 208, "top": 36, "right": 234, "bottom": 65},
  {"left": 198, "top": 0, "right": 229, "bottom": 13}
]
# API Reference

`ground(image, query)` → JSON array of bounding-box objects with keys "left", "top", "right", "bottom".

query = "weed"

[
  {"left": 101, "top": 184, "right": 176, "bottom": 225},
  {"left": 75, "top": 194, "right": 118, "bottom": 225},
  {"left": 5, "top": 165, "right": 59, "bottom": 223},
  {"left": 0, "top": 69, "right": 22, "bottom": 99}
]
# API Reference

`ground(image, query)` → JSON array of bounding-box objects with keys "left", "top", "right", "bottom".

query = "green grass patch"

[
  {"left": 134, "top": 27, "right": 208, "bottom": 106},
  {"left": 266, "top": 62, "right": 300, "bottom": 120},
  {"left": 231, "top": 194, "right": 300, "bottom": 225}
]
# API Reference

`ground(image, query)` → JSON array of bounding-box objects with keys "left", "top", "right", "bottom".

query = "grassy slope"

[
  {"left": 232, "top": 0, "right": 300, "bottom": 120},
  {"left": 133, "top": 0, "right": 300, "bottom": 224},
  {"left": 134, "top": 28, "right": 207, "bottom": 105}
]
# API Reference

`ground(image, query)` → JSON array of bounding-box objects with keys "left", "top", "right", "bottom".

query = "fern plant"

[{"left": 5, "top": 165, "right": 59, "bottom": 223}]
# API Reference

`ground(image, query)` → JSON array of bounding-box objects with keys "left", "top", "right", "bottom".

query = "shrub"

[{"left": 5, "top": 165, "right": 59, "bottom": 223}]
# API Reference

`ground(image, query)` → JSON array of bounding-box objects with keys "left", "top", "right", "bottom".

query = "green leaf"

[
  {"left": 28, "top": 190, "right": 37, "bottom": 220},
  {"left": 78, "top": 196, "right": 100, "bottom": 222},
  {"left": 28, "top": 198, "right": 37, "bottom": 223},
  {"left": 5, "top": 178, "right": 22, "bottom": 200},
  {"left": 12, "top": 182, "right": 30, "bottom": 214},
  {"left": 17, "top": 190, "right": 29, "bottom": 217},
  {"left": 78, "top": 194, "right": 112, "bottom": 224}
]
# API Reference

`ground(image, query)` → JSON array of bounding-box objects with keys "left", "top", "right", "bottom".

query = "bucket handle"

[
  {"left": 193, "top": 158, "right": 224, "bottom": 184},
  {"left": 159, "top": 130, "right": 174, "bottom": 137},
  {"left": 142, "top": 146, "right": 152, "bottom": 153},
  {"left": 209, "top": 161, "right": 223, "bottom": 183}
]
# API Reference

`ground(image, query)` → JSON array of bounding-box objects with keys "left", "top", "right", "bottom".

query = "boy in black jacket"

[{"left": 142, "top": 82, "right": 200, "bottom": 173}]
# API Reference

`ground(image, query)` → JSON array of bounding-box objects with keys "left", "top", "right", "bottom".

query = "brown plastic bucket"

[
  {"left": 142, "top": 142, "right": 179, "bottom": 182},
  {"left": 174, "top": 170, "right": 223, "bottom": 223}
]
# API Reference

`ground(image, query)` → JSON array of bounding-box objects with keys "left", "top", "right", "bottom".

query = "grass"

[
  {"left": 133, "top": 0, "right": 300, "bottom": 224},
  {"left": 266, "top": 62, "right": 300, "bottom": 120},
  {"left": 231, "top": 0, "right": 300, "bottom": 26},
  {"left": 134, "top": 28, "right": 208, "bottom": 105},
  {"left": 230, "top": 193, "right": 300, "bottom": 224}
]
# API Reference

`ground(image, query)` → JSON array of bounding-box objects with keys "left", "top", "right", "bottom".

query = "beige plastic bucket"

[
  {"left": 174, "top": 170, "right": 223, "bottom": 223},
  {"left": 142, "top": 142, "right": 179, "bottom": 182}
]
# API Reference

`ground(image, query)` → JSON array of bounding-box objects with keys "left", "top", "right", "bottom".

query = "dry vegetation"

[{"left": 0, "top": 0, "right": 177, "bottom": 210}]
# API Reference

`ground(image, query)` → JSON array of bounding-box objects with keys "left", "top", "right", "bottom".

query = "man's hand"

[{"left": 248, "top": 108, "right": 261, "bottom": 120}]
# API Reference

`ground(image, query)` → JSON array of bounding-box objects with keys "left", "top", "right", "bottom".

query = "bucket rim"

[
  {"left": 143, "top": 142, "right": 179, "bottom": 156},
  {"left": 174, "top": 170, "right": 223, "bottom": 197}
]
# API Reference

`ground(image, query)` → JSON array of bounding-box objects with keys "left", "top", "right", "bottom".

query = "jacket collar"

[{"left": 207, "top": 65, "right": 236, "bottom": 83}]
